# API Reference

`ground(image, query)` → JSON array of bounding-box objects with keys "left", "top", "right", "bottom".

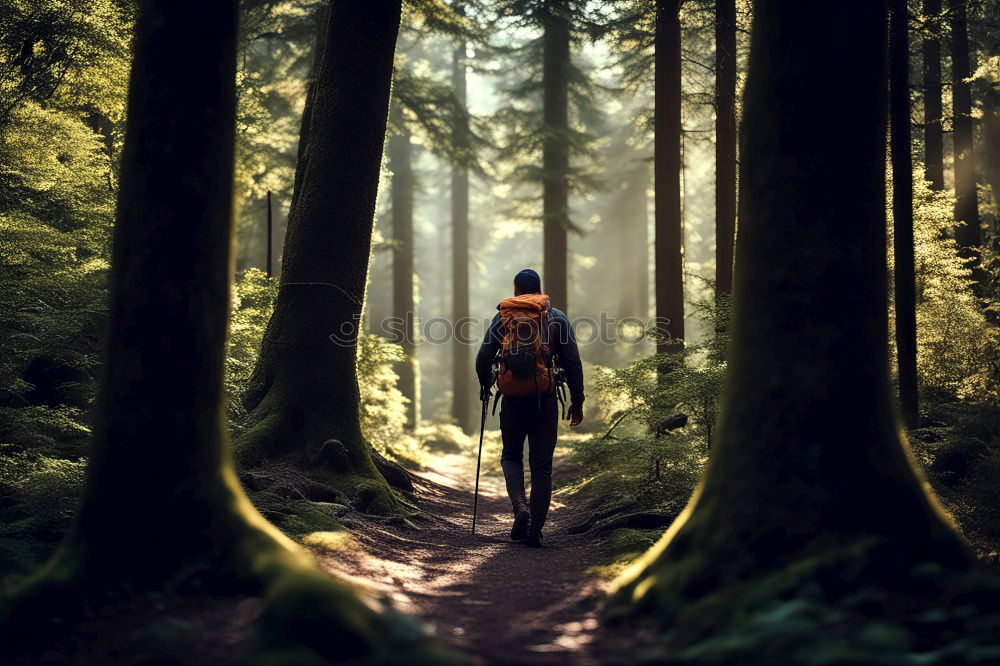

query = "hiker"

[{"left": 475, "top": 269, "right": 585, "bottom": 547}]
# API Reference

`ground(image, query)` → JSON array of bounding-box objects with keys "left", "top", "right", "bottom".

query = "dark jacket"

[{"left": 475, "top": 306, "right": 585, "bottom": 405}]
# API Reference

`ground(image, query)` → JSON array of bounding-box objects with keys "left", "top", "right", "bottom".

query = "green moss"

[
  {"left": 264, "top": 500, "right": 347, "bottom": 537},
  {"left": 605, "top": 535, "right": 1000, "bottom": 665},
  {"left": 587, "top": 528, "right": 663, "bottom": 580}
]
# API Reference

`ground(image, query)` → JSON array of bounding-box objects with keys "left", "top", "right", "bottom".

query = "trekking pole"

[{"left": 472, "top": 386, "right": 489, "bottom": 535}]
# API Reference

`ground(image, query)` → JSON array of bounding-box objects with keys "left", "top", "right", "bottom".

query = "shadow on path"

[{"left": 313, "top": 453, "right": 610, "bottom": 665}]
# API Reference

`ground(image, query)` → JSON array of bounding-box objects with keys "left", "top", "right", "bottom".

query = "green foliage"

[
  {"left": 0, "top": 0, "right": 132, "bottom": 126},
  {"left": 227, "top": 268, "right": 279, "bottom": 426},
  {"left": 597, "top": 284, "right": 729, "bottom": 454},
  {"left": 0, "top": 0, "right": 129, "bottom": 587},
  {"left": 414, "top": 423, "right": 472, "bottom": 455},
  {"left": 392, "top": 67, "right": 490, "bottom": 171},
  {"left": 0, "top": 450, "right": 87, "bottom": 586},
  {"left": 0, "top": 100, "right": 115, "bottom": 468},
  {"left": 629, "top": 558, "right": 1000, "bottom": 665},
  {"left": 235, "top": 1, "right": 317, "bottom": 205},
  {"left": 488, "top": 0, "right": 606, "bottom": 226},
  {"left": 563, "top": 288, "right": 730, "bottom": 576},
  {"left": 356, "top": 332, "right": 415, "bottom": 462},
  {"left": 909, "top": 401, "right": 1000, "bottom": 558},
  {"left": 226, "top": 270, "right": 417, "bottom": 462},
  {"left": 890, "top": 174, "right": 1000, "bottom": 405}
]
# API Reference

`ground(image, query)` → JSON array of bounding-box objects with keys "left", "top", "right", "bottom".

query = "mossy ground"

[
  {"left": 604, "top": 547, "right": 1000, "bottom": 665},
  {"left": 0, "top": 494, "right": 460, "bottom": 665}
]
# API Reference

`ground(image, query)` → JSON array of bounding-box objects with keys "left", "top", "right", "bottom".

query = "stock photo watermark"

[{"left": 329, "top": 313, "right": 674, "bottom": 347}]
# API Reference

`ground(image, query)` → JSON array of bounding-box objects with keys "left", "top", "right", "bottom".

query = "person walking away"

[{"left": 475, "top": 269, "right": 584, "bottom": 547}]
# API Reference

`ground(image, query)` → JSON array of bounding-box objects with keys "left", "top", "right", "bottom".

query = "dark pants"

[{"left": 499, "top": 392, "right": 559, "bottom": 532}]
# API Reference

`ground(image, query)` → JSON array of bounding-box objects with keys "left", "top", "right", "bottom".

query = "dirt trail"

[{"left": 314, "top": 454, "right": 612, "bottom": 665}]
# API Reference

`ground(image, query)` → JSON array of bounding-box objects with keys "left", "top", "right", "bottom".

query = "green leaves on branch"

[{"left": 391, "top": 69, "right": 491, "bottom": 171}]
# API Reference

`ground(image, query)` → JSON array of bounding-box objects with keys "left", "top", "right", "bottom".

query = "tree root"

[
  {"left": 0, "top": 500, "right": 457, "bottom": 664},
  {"left": 604, "top": 532, "right": 1000, "bottom": 663},
  {"left": 569, "top": 511, "right": 675, "bottom": 535}
]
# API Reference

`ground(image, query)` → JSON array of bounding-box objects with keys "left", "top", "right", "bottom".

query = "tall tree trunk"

[
  {"left": 611, "top": 0, "right": 968, "bottom": 628},
  {"left": 923, "top": 0, "right": 945, "bottom": 190},
  {"left": 715, "top": 0, "right": 737, "bottom": 299},
  {"left": 891, "top": 0, "right": 919, "bottom": 426},
  {"left": 236, "top": 0, "right": 405, "bottom": 512},
  {"left": 655, "top": 0, "right": 685, "bottom": 358},
  {"left": 617, "top": 159, "right": 651, "bottom": 320},
  {"left": 4, "top": 2, "right": 426, "bottom": 660},
  {"left": 286, "top": 6, "right": 328, "bottom": 226},
  {"left": 637, "top": 165, "right": 650, "bottom": 320},
  {"left": 388, "top": 103, "right": 419, "bottom": 429},
  {"left": 543, "top": 0, "right": 570, "bottom": 311},
  {"left": 984, "top": 86, "right": 1000, "bottom": 220},
  {"left": 451, "top": 36, "right": 472, "bottom": 432},
  {"left": 948, "top": 0, "right": 983, "bottom": 273}
]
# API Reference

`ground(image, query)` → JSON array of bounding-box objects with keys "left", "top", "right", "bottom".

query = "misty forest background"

[{"left": 1, "top": 0, "right": 1000, "bottom": 663}]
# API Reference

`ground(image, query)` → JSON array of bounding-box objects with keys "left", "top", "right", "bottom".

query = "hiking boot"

[
  {"left": 510, "top": 500, "right": 530, "bottom": 541},
  {"left": 525, "top": 530, "right": 544, "bottom": 548}
]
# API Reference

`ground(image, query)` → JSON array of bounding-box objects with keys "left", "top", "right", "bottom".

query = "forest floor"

[{"left": 311, "top": 452, "right": 618, "bottom": 665}]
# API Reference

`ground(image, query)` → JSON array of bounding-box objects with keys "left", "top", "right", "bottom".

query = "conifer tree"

[
  {"left": 610, "top": 0, "right": 969, "bottom": 634},
  {"left": 715, "top": 0, "right": 737, "bottom": 299},
  {"left": 922, "top": 0, "right": 945, "bottom": 190},
  {"left": 384, "top": 25, "right": 485, "bottom": 429},
  {"left": 451, "top": 16, "right": 474, "bottom": 431},
  {"left": 493, "top": 0, "right": 603, "bottom": 312},
  {"left": 2, "top": 4, "right": 442, "bottom": 662},
  {"left": 948, "top": 0, "right": 983, "bottom": 277},
  {"left": 237, "top": 0, "right": 410, "bottom": 509},
  {"left": 655, "top": 0, "right": 685, "bottom": 356}
]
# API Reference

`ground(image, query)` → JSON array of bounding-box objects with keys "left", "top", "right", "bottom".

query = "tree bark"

[
  {"left": 637, "top": 166, "right": 650, "bottom": 321},
  {"left": 286, "top": 6, "right": 328, "bottom": 227},
  {"left": 3, "top": 3, "right": 425, "bottom": 660},
  {"left": 984, "top": 85, "right": 1000, "bottom": 216},
  {"left": 611, "top": 0, "right": 968, "bottom": 626},
  {"left": 388, "top": 102, "right": 419, "bottom": 429},
  {"left": 655, "top": 0, "right": 685, "bottom": 358},
  {"left": 715, "top": 0, "right": 737, "bottom": 299},
  {"left": 236, "top": 0, "right": 403, "bottom": 513},
  {"left": 543, "top": 0, "right": 570, "bottom": 311},
  {"left": 948, "top": 0, "right": 983, "bottom": 272},
  {"left": 617, "top": 158, "right": 651, "bottom": 320},
  {"left": 451, "top": 36, "right": 473, "bottom": 432},
  {"left": 922, "top": 0, "right": 945, "bottom": 190},
  {"left": 891, "top": 0, "right": 919, "bottom": 426}
]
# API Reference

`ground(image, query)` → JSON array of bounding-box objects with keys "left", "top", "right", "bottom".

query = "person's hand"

[{"left": 567, "top": 404, "right": 583, "bottom": 427}]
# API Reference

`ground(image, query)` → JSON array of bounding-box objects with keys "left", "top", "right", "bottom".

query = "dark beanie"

[{"left": 514, "top": 268, "right": 542, "bottom": 294}]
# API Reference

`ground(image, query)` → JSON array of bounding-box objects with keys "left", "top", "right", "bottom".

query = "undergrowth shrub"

[
  {"left": 0, "top": 450, "right": 87, "bottom": 587},
  {"left": 889, "top": 174, "right": 999, "bottom": 405},
  {"left": 563, "top": 286, "right": 728, "bottom": 574},
  {"left": 227, "top": 269, "right": 421, "bottom": 465}
]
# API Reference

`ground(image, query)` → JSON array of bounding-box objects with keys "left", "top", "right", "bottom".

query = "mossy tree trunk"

[
  {"left": 610, "top": 0, "right": 969, "bottom": 625},
  {"left": 543, "top": 0, "right": 570, "bottom": 311},
  {"left": 714, "top": 0, "right": 737, "bottom": 300},
  {"left": 655, "top": 0, "right": 685, "bottom": 360},
  {"left": 237, "top": 0, "right": 405, "bottom": 513},
  {"left": 922, "top": 0, "right": 945, "bottom": 191},
  {"left": 891, "top": 0, "right": 919, "bottom": 426},
  {"left": 948, "top": 0, "right": 983, "bottom": 277},
  {"left": 2, "top": 2, "right": 431, "bottom": 661},
  {"left": 388, "top": 102, "right": 420, "bottom": 429},
  {"left": 451, "top": 34, "right": 473, "bottom": 433}
]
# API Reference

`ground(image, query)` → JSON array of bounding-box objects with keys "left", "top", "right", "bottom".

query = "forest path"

[{"left": 313, "top": 453, "right": 611, "bottom": 665}]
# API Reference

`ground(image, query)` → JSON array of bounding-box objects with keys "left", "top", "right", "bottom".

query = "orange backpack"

[{"left": 495, "top": 293, "right": 554, "bottom": 396}]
